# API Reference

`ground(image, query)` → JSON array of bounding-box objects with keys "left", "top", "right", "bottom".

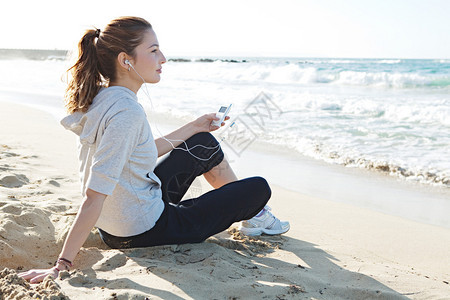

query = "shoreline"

[
  {"left": 228, "top": 145, "right": 450, "bottom": 229},
  {"left": 1, "top": 101, "right": 450, "bottom": 299}
]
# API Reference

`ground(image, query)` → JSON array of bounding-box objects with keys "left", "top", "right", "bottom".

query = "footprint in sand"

[
  {"left": 0, "top": 174, "right": 29, "bottom": 188},
  {"left": 0, "top": 204, "right": 22, "bottom": 215},
  {"left": 0, "top": 164, "right": 12, "bottom": 172},
  {"left": 46, "top": 179, "right": 60, "bottom": 187},
  {"left": 2, "top": 152, "right": 19, "bottom": 158}
]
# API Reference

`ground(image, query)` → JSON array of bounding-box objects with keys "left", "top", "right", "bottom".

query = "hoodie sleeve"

[{"left": 86, "top": 104, "right": 145, "bottom": 195}]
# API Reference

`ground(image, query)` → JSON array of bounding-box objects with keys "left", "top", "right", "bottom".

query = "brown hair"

[{"left": 64, "top": 17, "right": 152, "bottom": 114}]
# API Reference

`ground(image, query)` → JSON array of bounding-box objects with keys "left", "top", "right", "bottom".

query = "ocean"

[{"left": 1, "top": 50, "right": 449, "bottom": 188}]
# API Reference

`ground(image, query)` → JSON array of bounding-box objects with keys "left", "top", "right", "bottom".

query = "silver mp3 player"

[{"left": 211, "top": 104, "right": 232, "bottom": 127}]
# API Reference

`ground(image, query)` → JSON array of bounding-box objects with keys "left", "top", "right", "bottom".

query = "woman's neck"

[{"left": 109, "top": 78, "right": 141, "bottom": 94}]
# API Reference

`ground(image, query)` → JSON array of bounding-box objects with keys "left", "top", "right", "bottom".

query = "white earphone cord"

[{"left": 127, "top": 62, "right": 223, "bottom": 162}]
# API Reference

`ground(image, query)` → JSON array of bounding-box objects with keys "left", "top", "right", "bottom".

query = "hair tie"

[{"left": 95, "top": 28, "right": 101, "bottom": 38}]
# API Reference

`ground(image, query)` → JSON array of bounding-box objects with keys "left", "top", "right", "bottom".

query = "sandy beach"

[{"left": 1, "top": 101, "right": 450, "bottom": 299}]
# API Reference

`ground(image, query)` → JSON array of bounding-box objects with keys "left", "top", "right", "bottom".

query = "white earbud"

[{"left": 124, "top": 59, "right": 131, "bottom": 66}]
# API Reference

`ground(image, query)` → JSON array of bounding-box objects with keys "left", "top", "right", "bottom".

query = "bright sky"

[{"left": 2, "top": 0, "right": 449, "bottom": 58}]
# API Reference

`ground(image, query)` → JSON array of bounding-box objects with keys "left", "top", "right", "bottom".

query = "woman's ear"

[{"left": 117, "top": 52, "right": 131, "bottom": 71}]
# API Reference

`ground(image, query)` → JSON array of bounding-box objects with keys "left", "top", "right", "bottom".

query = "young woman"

[{"left": 19, "top": 16, "right": 289, "bottom": 284}]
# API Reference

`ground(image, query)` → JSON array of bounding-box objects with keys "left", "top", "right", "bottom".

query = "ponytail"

[{"left": 64, "top": 29, "right": 103, "bottom": 114}]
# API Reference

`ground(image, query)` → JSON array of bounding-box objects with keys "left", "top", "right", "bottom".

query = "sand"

[{"left": 1, "top": 101, "right": 449, "bottom": 299}]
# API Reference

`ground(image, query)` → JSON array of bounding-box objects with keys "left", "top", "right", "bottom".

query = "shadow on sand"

[{"left": 69, "top": 229, "right": 409, "bottom": 299}]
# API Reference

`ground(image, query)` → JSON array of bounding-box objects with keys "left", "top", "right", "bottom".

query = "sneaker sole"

[{"left": 239, "top": 224, "right": 290, "bottom": 236}]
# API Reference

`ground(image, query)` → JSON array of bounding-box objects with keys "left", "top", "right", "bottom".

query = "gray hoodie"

[{"left": 61, "top": 86, "right": 164, "bottom": 237}]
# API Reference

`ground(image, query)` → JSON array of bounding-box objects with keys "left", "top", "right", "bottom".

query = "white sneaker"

[{"left": 239, "top": 205, "right": 290, "bottom": 236}]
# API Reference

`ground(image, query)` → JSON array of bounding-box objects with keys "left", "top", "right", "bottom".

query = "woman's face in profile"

[{"left": 131, "top": 29, "right": 166, "bottom": 84}]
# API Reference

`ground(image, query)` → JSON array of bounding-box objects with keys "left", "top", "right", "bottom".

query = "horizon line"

[{"left": 0, "top": 48, "right": 449, "bottom": 60}]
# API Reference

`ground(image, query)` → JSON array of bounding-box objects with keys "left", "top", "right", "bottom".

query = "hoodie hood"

[{"left": 60, "top": 86, "right": 138, "bottom": 145}]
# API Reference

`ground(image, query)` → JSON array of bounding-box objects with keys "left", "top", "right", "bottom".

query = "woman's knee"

[
  {"left": 187, "top": 132, "right": 224, "bottom": 167},
  {"left": 187, "top": 132, "right": 217, "bottom": 146},
  {"left": 246, "top": 176, "right": 272, "bottom": 201}
]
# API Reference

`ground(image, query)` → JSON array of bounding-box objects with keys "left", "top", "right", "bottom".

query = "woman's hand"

[
  {"left": 192, "top": 113, "right": 230, "bottom": 133},
  {"left": 18, "top": 267, "right": 59, "bottom": 284},
  {"left": 155, "top": 113, "right": 230, "bottom": 156}
]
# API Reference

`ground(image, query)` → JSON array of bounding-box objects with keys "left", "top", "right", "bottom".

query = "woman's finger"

[
  {"left": 30, "top": 272, "right": 52, "bottom": 284},
  {"left": 18, "top": 270, "right": 38, "bottom": 281},
  {"left": 206, "top": 113, "right": 218, "bottom": 120}
]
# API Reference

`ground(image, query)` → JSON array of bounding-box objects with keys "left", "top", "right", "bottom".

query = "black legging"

[{"left": 98, "top": 132, "right": 271, "bottom": 249}]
